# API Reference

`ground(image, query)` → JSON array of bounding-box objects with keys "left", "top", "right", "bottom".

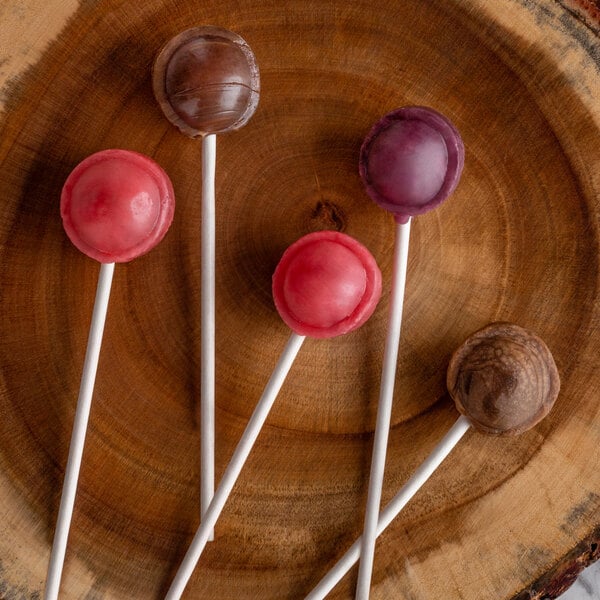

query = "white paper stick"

[
  {"left": 166, "top": 332, "right": 306, "bottom": 600},
  {"left": 201, "top": 133, "right": 217, "bottom": 541},
  {"left": 305, "top": 415, "right": 472, "bottom": 600},
  {"left": 44, "top": 262, "right": 115, "bottom": 600},
  {"left": 355, "top": 219, "right": 411, "bottom": 599}
]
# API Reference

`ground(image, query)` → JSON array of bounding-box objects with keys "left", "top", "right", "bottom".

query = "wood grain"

[{"left": 0, "top": 1, "right": 599, "bottom": 598}]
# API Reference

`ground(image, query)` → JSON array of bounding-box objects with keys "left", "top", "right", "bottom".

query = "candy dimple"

[
  {"left": 273, "top": 231, "right": 382, "bottom": 339},
  {"left": 360, "top": 106, "right": 464, "bottom": 222},
  {"left": 153, "top": 26, "right": 260, "bottom": 137},
  {"left": 61, "top": 149, "right": 175, "bottom": 263}
]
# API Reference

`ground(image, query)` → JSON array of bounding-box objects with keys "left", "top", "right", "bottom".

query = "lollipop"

[
  {"left": 305, "top": 322, "right": 560, "bottom": 599},
  {"left": 44, "top": 149, "right": 174, "bottom": 600},
  {"left": 152, "top": 26, "right": 260, "bottom": 532},
  {"left": 152, "top": 26, "right": 260, "bottom": 137},
  {"left": 164, "top": 231, "right": 382, "bottom": 600},
  {"left": 356, "top": 105, "right": 464, "bottom": 599}
]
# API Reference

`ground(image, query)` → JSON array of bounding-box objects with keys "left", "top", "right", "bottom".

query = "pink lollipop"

[
  {"left": 356, "top": 106, "right": 464, "bottom": 599},
  {"left": 45, "top": 149, "right": 174, "bottom": 600},
  {"left": 165, "top": 231, "right": 382, "bottom": 600}
]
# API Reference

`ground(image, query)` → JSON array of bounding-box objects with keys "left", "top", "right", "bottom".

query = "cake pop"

[
  {"left": 152, "top": 26, "right": 260, "bottom": 531},
  {"left": 164, "top": 230, "right": 382, "bottom": 600},
  {"left": 306, "top": 322, "right": 560, "bottom": 600},
  {"left": 356, "top": 105, "right": 464, "bottom": 599},
  {"left": 44, "top": 149, "right": 174, "bottom": 600}
]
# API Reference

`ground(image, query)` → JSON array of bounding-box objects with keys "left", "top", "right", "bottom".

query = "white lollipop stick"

[
  {"left": 355, "top": 219, "right": 411, "bottom": 599},
  {"left": 201, "top": 133, "right": 216, "bottom": 541},
  {"left": 166, "top": 333, "right": 306, "bottom": 600},
  {"left": 44, "top": 262, "right": 115, "bottom": 600},
  {"left": 306, "top": 415, "right": 471, "bottom": 600}
]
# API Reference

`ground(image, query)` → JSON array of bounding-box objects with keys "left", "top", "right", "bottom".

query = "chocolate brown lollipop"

[
  {"left": 152, "top": 26, "right": 260, "bottom": 137},
  {"left": 306, "top": 322, "right": 560, "bottom": 600},
  {"left": 152, "top": 26, "right": 260, "bottom": 539}
]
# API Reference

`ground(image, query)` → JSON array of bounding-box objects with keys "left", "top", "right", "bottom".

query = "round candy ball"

[
  {"left": 272, "top": 231, "right": 382, "bottom": 339},
  {"left": 152, "top": 26, "right": 260, "bottom": 137},
  {"left": 359, "top": 106, "right": 464, "bottom": 223},
  {"left": 61, "top": 149, "right": 175, "bottom": 263},
  {"left": 446, "top": 322, "right": 560, "bottom": 435}
]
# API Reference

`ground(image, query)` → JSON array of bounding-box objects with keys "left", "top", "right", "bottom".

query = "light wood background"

[{"left": 0, "top": 1, "right": 599, "bottom": 598}]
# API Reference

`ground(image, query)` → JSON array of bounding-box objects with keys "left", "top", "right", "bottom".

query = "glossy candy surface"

[
  {"left": 61, "top": 149, "right": 175, "bottom": 263},
  {"left": 359, "top": 106, "right": 464, "bottom": 223},
  {"left": 272, "top": 231, "right": 382, "bottom": 338},
  {"left": 152, "top": 26, "right": 260, "bottom": 137}
]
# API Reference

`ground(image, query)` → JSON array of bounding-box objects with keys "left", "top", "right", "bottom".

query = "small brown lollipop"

[
  {"left": 305, "top": 322, "right": 561, "bottom": 600},
  {"left": 447, "top": 322, "right": 560, "bottom": 435},
  {"left": 152, "top": 26, "right": 260, "bottom": 538}
]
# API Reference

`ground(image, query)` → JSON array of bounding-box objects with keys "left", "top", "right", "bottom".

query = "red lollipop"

[
  {"left": 356, "top": 106, "right": 464, "bottom": 599},
  {"left": 164, "top": 231, "right": 382, "bottom": 600},
  {"left": 273, "top": 231, "right": 381, "bottom": 338},
  {"left": 45, "top": 149, "right": 174, "bottom": 600},
  {"left": 61, "top": 149, "right": 174, "bottom": 263}
]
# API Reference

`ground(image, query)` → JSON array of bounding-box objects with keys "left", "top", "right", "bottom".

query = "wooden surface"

[{"left": 0, "top": 1, "right": 599, "bottom": 598}]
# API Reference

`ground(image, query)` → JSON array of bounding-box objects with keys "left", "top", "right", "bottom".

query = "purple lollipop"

[
  {"left": 355, "top": 106, "right": 464, "bottom": 599},
  {"left": 359, "top": 105, "right": 464, "bottom": 223}
]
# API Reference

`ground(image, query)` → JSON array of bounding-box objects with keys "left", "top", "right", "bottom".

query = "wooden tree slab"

[{"left": 0, "top": 1, "right": 599, "bottom": 598}]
